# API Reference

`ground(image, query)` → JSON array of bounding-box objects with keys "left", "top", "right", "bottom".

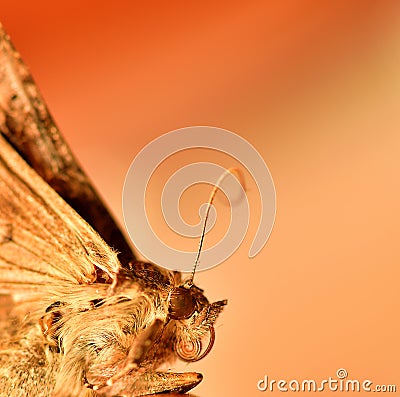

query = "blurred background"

[{"left": 1, "top": 1, "right": 400, "bottom": 396}]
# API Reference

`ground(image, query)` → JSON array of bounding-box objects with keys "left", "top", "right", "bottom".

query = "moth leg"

[
  {"left": 97, "top": 320, "right": 204, "bottom": 396},
  {"left": 92, "top": 318, "right": 165, "bottom": 391},
  {"left": 123, "top": 318, "right": 165, "bottom": 368},
  {"left": 95, "top": 371, "right": 203, "bottom": 397}
]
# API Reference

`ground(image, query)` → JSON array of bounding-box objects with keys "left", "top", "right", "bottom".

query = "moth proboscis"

[{"left": 0, "top": 24, "right": 227, "bottom": 397}]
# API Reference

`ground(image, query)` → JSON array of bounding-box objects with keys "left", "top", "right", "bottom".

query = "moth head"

[
  {"left": 169, "top": 282, "right": 227, "bottom": 362},
  {"left": 168, "top": 168, "right": 239, "bottom": 360}
]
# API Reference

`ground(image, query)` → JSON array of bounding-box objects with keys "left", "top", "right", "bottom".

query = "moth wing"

[
  {"left": 0, "top": 133, "right": 121, "bottom": 295},
  {"left": 0, "top": 23, "right": 135, "bottom": 266}
]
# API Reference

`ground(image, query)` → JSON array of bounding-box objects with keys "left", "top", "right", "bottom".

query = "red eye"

[{"left": 175, "top": 326, "right": 215, "bottom": 362}]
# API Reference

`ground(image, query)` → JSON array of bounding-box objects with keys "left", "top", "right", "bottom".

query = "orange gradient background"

[{"left": 2, "top": 1, "right": 400, "bottom": 396}]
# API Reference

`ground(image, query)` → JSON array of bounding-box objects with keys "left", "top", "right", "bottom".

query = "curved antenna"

[{"left": 188, "top": 167, "right": 245, "bottom": 285}]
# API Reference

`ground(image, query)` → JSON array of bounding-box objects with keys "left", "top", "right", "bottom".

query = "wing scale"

[
  {"left": 0, "top": 133, "right": 120, "bottom": 295},
  {"left": 0, "top": 23, "right": 135, "bottom": 266}
]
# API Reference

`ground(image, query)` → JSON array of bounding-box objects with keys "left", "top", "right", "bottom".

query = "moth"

[{"left": 0, "top": 24, "right": 226, "bottom": 397}]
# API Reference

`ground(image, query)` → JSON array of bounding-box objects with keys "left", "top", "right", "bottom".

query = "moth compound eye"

[
  {"left": 168, "top": 286, "right": 196, "bottom": 320},
  {"left": 175, "top": 326, "right": 215, "bottom": 362}
]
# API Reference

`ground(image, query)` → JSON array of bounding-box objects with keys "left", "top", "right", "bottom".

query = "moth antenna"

[{"left": 189, "top": 167, "right": 245, "bottom": 285}]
